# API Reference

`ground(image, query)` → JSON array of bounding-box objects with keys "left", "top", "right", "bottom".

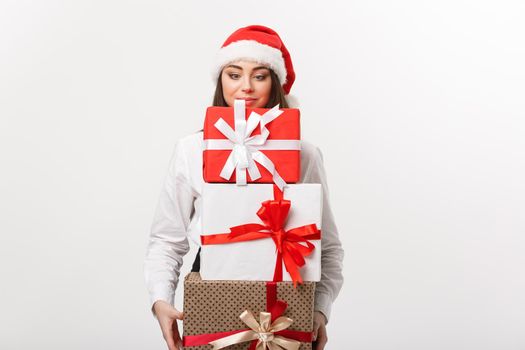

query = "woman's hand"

[
  {"left": 153, "top": 300, "right": 184, "bottom": 350},
  {"left": 312, "top": 311, "right": 328, "bottom": 350}
]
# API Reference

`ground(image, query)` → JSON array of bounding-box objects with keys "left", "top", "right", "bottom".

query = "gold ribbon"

[{"left": 208, "top": 310, "right": 301, "bottom": 350}]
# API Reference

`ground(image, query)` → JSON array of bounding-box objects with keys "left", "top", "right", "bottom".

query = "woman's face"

[{"left": 221, "top": 60, "right": 272, "bottom": 108}]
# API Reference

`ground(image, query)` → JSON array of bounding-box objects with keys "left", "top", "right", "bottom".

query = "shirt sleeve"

[
  {"left": 143, "top": 140, "right": 194, "bottom": 318},
  {"left": 302, "top": 145, "right": 345, "bottom": 323}
]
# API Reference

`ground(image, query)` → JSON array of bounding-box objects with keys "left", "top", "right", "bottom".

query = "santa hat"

[{"left": 211, "top": 25, "right": 297, "bottom": 98}]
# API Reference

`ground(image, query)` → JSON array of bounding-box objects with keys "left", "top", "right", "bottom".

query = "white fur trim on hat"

[
  {"left": 211, "top": 40, "right": 287, "bottom": 86},
  {"left": 285, "top": 94, "right": 300, "bottom": 108}
]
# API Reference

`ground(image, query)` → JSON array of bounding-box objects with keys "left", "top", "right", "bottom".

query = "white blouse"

[{"left": 143, "top": 131, "right": 344, "bottom": 322}]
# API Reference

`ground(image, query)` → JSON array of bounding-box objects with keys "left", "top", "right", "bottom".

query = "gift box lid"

[{"left": 204, "top": 106, "right": 300, "bottom": 140}]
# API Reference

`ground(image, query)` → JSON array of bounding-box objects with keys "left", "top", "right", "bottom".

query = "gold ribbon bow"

[{"left": 208, "top": 310, "right": 301, "bottom": 350}]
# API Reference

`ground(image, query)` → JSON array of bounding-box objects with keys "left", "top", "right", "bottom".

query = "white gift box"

[{"left": 200, "top": 183, "right": 322, "bottom": 282}]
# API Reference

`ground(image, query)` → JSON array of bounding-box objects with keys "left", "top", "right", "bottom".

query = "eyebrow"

[{"left": 225, "top": 64, "right": 270, "bottom": 71}]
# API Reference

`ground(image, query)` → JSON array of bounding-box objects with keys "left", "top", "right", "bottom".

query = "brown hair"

[{"left": 212, "top": 68, "right": 289, "bottom": 108}]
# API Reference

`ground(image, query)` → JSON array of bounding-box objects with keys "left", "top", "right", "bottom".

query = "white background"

[{"left": 1, "top": 1, "right": 524, "bottom": 349}]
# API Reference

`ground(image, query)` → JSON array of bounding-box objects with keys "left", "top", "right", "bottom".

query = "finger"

[
  {"left": 161, "top": 320, "right": 178, "bottom": 350},
  {"left": 172, "top": 318, "right": 182, "bottom": 344},
  {"left": 315, "top": 325, "right": 328, "bottom": 350},
  {"left": 171, "top": 308, "right": 184, "bottom": 320},
  {"left": 165, "top": 337, "right": 178, "bottom": 350},
  {"left": 312, "top": 320, "right": 320, "bottom": 342}
]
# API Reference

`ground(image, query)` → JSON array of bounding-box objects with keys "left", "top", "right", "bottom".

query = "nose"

[{"left": 241, "top": 76, "right": 254, "bottom": 93}]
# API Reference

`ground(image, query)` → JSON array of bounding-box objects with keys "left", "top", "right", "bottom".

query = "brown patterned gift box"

[{"left": 182, "top": 272, "right": 315, "bottom": 350}]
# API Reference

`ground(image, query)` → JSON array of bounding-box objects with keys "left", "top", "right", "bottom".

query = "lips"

[{"left": 238, "top": 97, "right": 258, "bottom": 106}]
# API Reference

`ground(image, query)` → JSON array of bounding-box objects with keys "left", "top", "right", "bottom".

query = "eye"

[
  {"left": 228, "top": 73, "right": 241, "bottom": 80},
  {"left": 254, "top": 74, "right": 268, "bottom": 81}
]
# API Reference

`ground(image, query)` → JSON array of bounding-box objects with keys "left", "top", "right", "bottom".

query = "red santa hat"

[{"left": 211, "top": 25, "right": 296, "bottom": 96}]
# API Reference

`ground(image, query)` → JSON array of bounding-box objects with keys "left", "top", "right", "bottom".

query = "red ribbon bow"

[{"left": 201, "top": 186, "right": 321, "bottom": 286}]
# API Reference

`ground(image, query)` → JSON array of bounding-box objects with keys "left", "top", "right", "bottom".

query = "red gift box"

[{"left": 203, "top": 99, "right": 300, "bottom": 190}]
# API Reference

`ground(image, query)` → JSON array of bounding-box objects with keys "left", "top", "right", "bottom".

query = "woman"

[{"left": 144, "top": 25, "right": 344, "bottom": 350}]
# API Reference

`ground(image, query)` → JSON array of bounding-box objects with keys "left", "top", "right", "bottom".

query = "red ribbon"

[
  {"left": 182, "top": 281, "right": 313, "bottom": 347},
  {"left": 201, "top": 185, "right": 321, "bottom": 286}
]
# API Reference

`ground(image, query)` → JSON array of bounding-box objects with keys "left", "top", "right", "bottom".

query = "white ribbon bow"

[{"left": 204, "top": 99, "right": 300, "bottom": 191}]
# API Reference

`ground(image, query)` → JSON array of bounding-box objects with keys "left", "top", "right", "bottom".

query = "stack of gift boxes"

[{"left": 182, "top": 99, "right": 322, "bottom": 350}]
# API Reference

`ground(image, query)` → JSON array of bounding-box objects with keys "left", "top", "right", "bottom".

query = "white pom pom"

[{"left": 285, "top": 94, "right": 300, "bottom": 108}]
